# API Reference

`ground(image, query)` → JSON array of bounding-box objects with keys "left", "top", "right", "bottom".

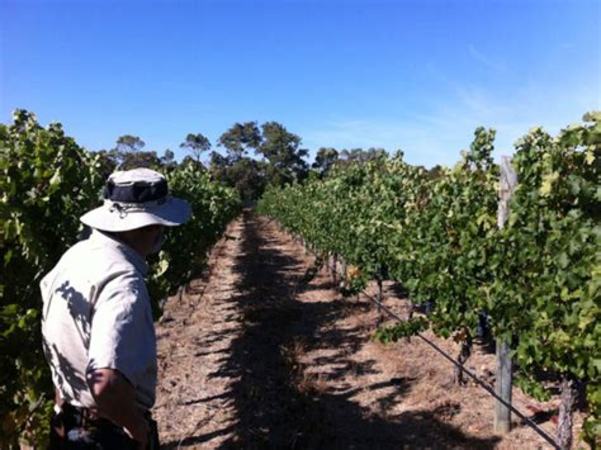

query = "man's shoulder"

[
  {"left": 42, "top": 239, "right": 146, "bottom": 308},
  {"left": 56, "top": 236, "right": 143, "bottom": 286}
]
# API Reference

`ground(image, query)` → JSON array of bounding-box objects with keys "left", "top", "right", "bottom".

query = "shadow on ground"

[{"left": 162, "top": 212, "right": 500, "bottom": 450}]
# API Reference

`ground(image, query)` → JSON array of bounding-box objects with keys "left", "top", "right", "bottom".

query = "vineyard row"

[{"left": 257, "top": 113, "right": 600, "bottom": 448}]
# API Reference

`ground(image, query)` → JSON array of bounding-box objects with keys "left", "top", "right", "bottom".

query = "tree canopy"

[
  {"left": 87, "top": 123, "right": 401, "bottom": 203},
  {"left": 180, "top": 133, "right": 211, "bottom": 162}
]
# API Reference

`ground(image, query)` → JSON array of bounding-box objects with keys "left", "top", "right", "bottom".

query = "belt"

[
  {"left": 59, "top": 403, "right": 118, "bottom": 430},
  {"left": 53, "top": 402, "right": 158, "bottom": 448},
  {"left": 58, "top": 402, "right": 154, "bottom": 428},
  {"left": 50, "top": 403, "right": 147, "bottom": 450}
]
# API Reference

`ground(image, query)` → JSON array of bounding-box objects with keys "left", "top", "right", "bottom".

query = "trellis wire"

[{"left": 285, "top": 226, "right": 560, "bottom": 450}]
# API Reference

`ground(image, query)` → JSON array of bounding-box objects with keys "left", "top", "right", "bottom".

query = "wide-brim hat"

[{"left": 80, "top": 168, "right": 191, "bottom": 232}]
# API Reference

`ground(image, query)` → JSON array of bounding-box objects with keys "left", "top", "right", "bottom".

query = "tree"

[
  {"left": 160, "top": 149, "right": 177, "bottom": 172},
  {"left": 258, "top": 121, "right": 309, "bottom": 185},
  {"left": 218, "top": 122, "right": 262, "bottom": 161},
  {"left": 116, "top": 134, "right": 145, "bottom": 153},
  {"left": 209, "top": 151, "right": 266, "bottom": 203},
  {"left": 312, "top": 147, "right": 339, "bottom": 177},
  {"left": 180, "top": 133, "right": 211, "bottom": 163},
  {"left": 209, "top": 150, "right": 230, "bottom": 172},
  {"left": 227, "top": 158, "right": 267, "bottom": 204},
  {"left": 339, "top": 147, "right": 387, "bottom": 165},
  {"left": 426, "top": 164, "right": 445, "bottom": 180},
  {"left": 111, "top": 135, "right": 149, "bottom": 169},
  {"left": 213, "top": 121, "right": 309, "bottom": 199},
  {"left": 119, "top": 150, "right": 162, "bottom": 170},
  {"left": 180, "top": 155, "right": 205, "bottom": 171}
]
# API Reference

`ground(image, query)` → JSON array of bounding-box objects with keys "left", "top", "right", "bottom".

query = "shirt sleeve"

[{"left": 86, "top": 270, "right": 153, "bottom": 388}]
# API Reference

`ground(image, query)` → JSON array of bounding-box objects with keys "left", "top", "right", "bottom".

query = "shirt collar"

[{"left": 89, "top": 228, "right": 149, "bottom": 276}]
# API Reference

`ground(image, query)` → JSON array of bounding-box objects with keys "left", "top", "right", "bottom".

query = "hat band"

[
  {"left": 106, "top": 197, "right": 169, "bottom": 219},
  {"left": 104, "top": 179, "right": 168, "bottom": 203}
]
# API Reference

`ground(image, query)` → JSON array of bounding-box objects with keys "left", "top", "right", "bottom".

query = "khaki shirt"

[{"left": 40, "top": 229, "right": 157, "bottom": 410}]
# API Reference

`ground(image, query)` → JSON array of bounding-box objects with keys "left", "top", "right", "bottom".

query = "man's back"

[
  {"left": 41, "top": 229, "right": 156, "bottom": 410},
  {"left": 42, "top": 168, "right": 190, "bottom": 449}
]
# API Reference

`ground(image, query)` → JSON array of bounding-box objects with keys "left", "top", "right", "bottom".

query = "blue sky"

[{"left": 1, "top": 0, "right": 600, "bottom": 167}]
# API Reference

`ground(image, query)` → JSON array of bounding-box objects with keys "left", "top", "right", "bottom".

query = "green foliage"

[
  {"left": 258, "top": 121, "right": 309, "bottom": 185},
  {"left": 0, "top": 110, "right": 241, "bottom": 447},
  {"left": 514, "top": 372, "right": 552, "bottom": 402},
  {"left": 147, "top": 164, "right": 241, "bottom": 312},
  {"left": 212, "top": 120, "right": 309, "bottom": 202},
  {"left": 218, "top": 121, "right": 262, "bottom": 160},
  {"left": 118, "top": 150, "right": 163, "bottom": 170},
  {"left": 489, "top": 113, "right": 601, "bottom": 445},
  {"left": 337, "top": 147, "right": 388, "bottom": 166},
  {"left": 116, "top": 134, "right": 145, "bottom": 153},
  {"left": 395, "top": 128, "right": 499, "bottom": 339},
  {"left": 312, "top": 147, "right": 339, "bottom": 177},
  {"left": 0, "top": 110, "right": 104, "bottom": 447},
  {"left": 260, "top": 129, "right": 499, "bottom": 341},
  {"left": 374, "top": 317, "right": 430, "bottom": 343},
  {"left": 339, "top": 272, "right": 368, "bottom": 297},
  {"left": 258, "top": 114, "right": 600, "bottom": 443},
  {"left": 180, "top": 133, "right": 211, "bottom": 163},
  {"left": 209, "top": 153, "right": 267, "bottom": 203}
]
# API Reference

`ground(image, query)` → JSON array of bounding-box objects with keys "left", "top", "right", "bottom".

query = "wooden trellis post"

[
  {"left": 332, "top": 253, "right": 338, "bottom": 285},
  {"left": 376, "top": 267, "right": 384, "bottom": 325},
  {"left": 495, "top": 156, "right": 517, "bottom": 434}
]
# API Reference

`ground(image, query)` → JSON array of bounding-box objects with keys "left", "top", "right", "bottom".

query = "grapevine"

[
  {"left": 258, "top": 114, "right": 600, "bottom": 445},
  {"left": 0, "top": 110, "right": 241, "bottom": 447}
]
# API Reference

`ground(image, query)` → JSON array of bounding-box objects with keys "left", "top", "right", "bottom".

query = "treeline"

[
  {"left": 90, "top": 121, "right": 404, "bottom": 203},
  {"left": 0, "top": 110, "right": 241, "bottom": 447},
  {"left": 258, "top": 113, "right": 600, "bottom": 448}
]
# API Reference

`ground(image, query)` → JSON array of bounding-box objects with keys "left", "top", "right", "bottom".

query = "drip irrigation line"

[{"left": 288, "top": 231, "right": 560, "bottom": 450}]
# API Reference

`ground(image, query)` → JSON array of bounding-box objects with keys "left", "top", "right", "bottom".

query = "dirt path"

[{"left": 153, "top": 212, "right": 576, "bottom": 450}]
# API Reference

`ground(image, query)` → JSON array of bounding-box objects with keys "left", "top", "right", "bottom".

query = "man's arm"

[{"left": 87, "top": 368, "right": 149, "bottom": 447}]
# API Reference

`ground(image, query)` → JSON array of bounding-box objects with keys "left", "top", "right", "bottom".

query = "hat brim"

[{"left": 80, "top": 197, "right": 192, "bottom": 232}]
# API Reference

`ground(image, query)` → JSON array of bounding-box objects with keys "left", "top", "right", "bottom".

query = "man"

[{"left": 40, "top": 168, "right": 190, "bottom": 449}]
